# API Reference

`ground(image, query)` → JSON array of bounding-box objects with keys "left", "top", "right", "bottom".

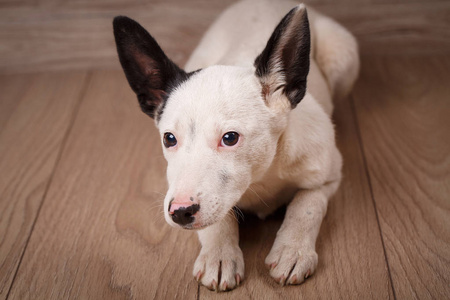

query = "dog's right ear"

[
  {"left": 254, "top": 5, "right": 310, "bottom": 110},
  {"left": 113, "top": 16, "right": 188, "bottom": 119}
]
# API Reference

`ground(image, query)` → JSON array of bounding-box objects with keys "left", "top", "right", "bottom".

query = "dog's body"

[{"left": 114, "top": 0, "right": 359, "bottom": 292}]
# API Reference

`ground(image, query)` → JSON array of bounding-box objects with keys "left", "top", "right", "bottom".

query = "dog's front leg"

[
  {"left": 194, "top": 211, "right": 244, "bottom": 291},
  {"left": 266, "top": 181, "right": 339, "bottom": 285}
]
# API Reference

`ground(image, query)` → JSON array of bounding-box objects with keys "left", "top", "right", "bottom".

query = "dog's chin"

[
  {"left": 176, "top": 217, "right": 221, "bottom": 230},
  {"left": 163, "top": 213, "right": 213, "bottom": 230},
  {"left": 179, "top": 222, "right": 210, "bottom": 230},
  {"left": 164, "top": 209, "right": 232, "bottom": 231}
]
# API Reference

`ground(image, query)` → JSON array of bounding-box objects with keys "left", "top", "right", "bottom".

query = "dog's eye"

[
  {"left": 221, "top": 132, "right": 239, "bottom": 147},
  {"left": 163, "top": 132, "right": 177, "bottom": 148}
]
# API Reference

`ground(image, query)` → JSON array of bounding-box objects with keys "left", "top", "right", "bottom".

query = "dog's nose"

[{"left": 169, "top": 201, "right": 200, "bottom": 226}]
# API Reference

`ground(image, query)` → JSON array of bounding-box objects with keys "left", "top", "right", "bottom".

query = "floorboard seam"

[
  {"left": 349, "top": 94, "right": 397, "bottom": 300},
  {"left": 4, "top": 71, "right": 93, "bottom": 300}
]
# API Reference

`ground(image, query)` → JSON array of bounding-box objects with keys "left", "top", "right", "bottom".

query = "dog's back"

[
  {"left": 185, "top": 0, "right": 359, "bottom": 219},
  {"left": 186, "top": 0, "right": 359, "bottom": 115}
]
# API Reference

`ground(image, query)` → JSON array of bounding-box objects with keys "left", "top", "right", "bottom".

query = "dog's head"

[{"left": 113, "top": 5, "right": 310, "bottom": 229}]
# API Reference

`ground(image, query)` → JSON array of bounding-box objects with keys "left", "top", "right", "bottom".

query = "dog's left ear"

[
  {"left": 113, "top": 16, "right": 188, "bottom": 119},
  {"left": 254, "top": 5, "right": 310, "bottom": 109}
]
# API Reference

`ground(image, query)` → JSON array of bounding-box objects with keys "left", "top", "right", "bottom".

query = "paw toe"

[
  {"left": 266, "top": 245, "right": 318, "bottom": 286},
  {"left": 193, "top": 247, "right": 244, "bottom": 292}
]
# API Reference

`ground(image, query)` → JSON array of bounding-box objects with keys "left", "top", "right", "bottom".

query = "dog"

[{"left": 113, "top": 0, "right": 359, "bottom": 292}]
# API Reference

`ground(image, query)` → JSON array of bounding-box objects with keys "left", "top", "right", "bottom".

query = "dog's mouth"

[
  {"left": 177, "top": 213, "right": 219, "bottom": 230},
  {"left": 166, "top": 208, "right": 214, "bottom": 230},
  {"left": 174, "top": 206, "right": 240, "bottom": 230},
  {"left": 179, "top": 222, "right": 209, "bottom": 230},
  {"left": 166, "top": 190, "right": 244, "bottom": 230}
]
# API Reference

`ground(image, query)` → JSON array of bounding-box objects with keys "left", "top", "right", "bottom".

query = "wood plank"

[
  {"left": 353, "top": 56, "right": 450, "bottom": 299},
  {"left": 0, "top": 1, "right": 449, "bottom": 73},
  {"left": 0, "top": 74, "right": 31, "bottom": 130},
  {"left": 7, "top": 70, "right": 199, "bottom": 299},
  {"left": 199, "top": 85, "right": 394, "bottom": 298},
  {"left": 0, "top": 71, "right": 88, "bottom": 299},
  {"left": 317, "top": 1, "right": 450, "bottom": 56},
  {"left": 36, "top": 0, "right": 435, "bottom": 6},
  {"left": 0, "top": 0, "right": 236, "bottom": 74}
]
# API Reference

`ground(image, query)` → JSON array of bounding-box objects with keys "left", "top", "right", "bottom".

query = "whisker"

[
  {"left": 248, "top": 186, "right": 269, "bottom": 208},
  {"left": 149, "top": 191, "right": 166, "bottom": 197},
  {"left": 145, "top": 202, "right": 165, "bottom": 214},
  {"left": 147, "top": 201, "right": 164, "bottom": 208},
  {"left": 233, "top": 206, "right": 245, "bottom": 222},
  {"left": 225, "top": 215, "right": 233, "bottom": 232},
  {"left": 228, "top": 209, "right": 239, "bottom": 224},
  {"left": 152, "top": 214, "right": 163, "bottom": 223}
]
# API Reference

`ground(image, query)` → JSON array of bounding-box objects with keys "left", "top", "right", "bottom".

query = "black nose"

[{"left": 171, "top": 204, "right": 200, "bottom": 226}]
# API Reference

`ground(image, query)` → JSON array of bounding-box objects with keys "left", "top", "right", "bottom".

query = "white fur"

[{"left": 158, "top": 0, "right": 359, "bottom": 291}]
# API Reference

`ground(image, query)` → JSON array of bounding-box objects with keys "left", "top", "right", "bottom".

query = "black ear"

[
  {"left": 254, "top": 5, "right": 310, "bottom": 109},
  {"left": 113, "top": 16, "right": 188, "bottom": 118}
]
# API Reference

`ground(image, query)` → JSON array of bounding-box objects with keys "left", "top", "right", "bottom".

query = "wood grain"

[
  {"left": 353, "top": 56, "right": 450, "bottom": 299},
  {"left": 0, "top": 71, "right": 88, "bottom": 299},
  {"left": 317, "top": 1, "right": 450, "bottom": 56},
  {"left": 1, "top": 58, "right": 449, "bottom": 299},
  {"left": 198, "top": 84, "right": 394, "bottom": 298},
  {"left": 0, "top": 0, "right": 449, "bottom": 73},
  {"left": 0, "top": 0, "right": 237, "bottom": 73},
  {"left": 3, "top": 71, "right": 396, "bottom": 300},
  {"left": 1, "top": 2, "right": 449, "bottom": 297},
  {"left": 6, "top": 70, "right": 199, "bottom": 299},
  {"left": 0, "top": 74, "right": 31, "bottom": 131}
]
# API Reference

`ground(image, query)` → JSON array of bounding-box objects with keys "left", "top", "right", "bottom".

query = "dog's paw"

[
  {"left": 193, "top": 245, "right": 244, "bottom": 292},
  {"left": 265, "top": 243, "right": 318, "bottom": 285}
]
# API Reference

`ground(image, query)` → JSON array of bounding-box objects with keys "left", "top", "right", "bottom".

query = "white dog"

[{"left": 113, "top": 0, "right": 359, "bottom": 292}]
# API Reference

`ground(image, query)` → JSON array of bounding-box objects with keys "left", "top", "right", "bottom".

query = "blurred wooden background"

[
  {"left": 0, "top": 0, "right": 449, "bottom": 73},
  {"left": 0, "top": 0, "right": 449, "bottom": 299}
]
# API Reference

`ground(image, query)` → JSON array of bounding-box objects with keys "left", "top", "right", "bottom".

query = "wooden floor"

[
  {"left": 1, "top": 57, "right": 449, "bottom": 299},
  {"left": 1, "top": 0, "right": 450, "bottom": 299},
  {"left": 1, "top": 0, "right": 450, "bottom": 73}
]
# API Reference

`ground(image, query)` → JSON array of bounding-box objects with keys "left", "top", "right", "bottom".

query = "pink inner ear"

[
  {"left": 131, "top": 48, "right": 163, "bottom": 85},
  {"left": 131, "top": 48, "right": 166, "bottom": 104},
  {"left": 261, "top": 83, "right": 270, "bottom": 100}
]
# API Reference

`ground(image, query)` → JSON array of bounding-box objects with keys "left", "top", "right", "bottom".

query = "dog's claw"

[
  {"left": 193, "top": 244, "right": 244, "bottom": 292},
  {"left": 211, "top": 280, "right": 218, "bottom": 291},
  {"left": 266, "top": 243, "right": 318, "bottom": 286},
  {"left": 278, "top": 275, "right": 286, "bottom": 286},
  {"left": 195, "top": 271, "right": 203, "bottom": 282},
  {"left": 236, "top": 274, "right": 241, "bottom": 286}
]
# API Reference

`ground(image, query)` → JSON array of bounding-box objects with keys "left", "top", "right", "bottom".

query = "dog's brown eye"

[
  {"left": 163, "top": 132, "right": 177, "bottom": 148},
  {"left": 221, "top": 132, "right": 239, "bottom": 147}
]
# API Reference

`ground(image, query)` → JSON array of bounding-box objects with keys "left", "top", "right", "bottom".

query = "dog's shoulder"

[{"left": 274, "top": 93, "right": 342, "bottom": 189}]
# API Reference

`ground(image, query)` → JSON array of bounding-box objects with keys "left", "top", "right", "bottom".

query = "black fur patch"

[
  {"left": 155, "top": 68, "right": 202, "bottom": 122},
  {"left": 113, "top": 16, "right": 194, "bottom": 119},
  {"left": 254, "top": 6, "right": 310, "bottom": 108}
]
